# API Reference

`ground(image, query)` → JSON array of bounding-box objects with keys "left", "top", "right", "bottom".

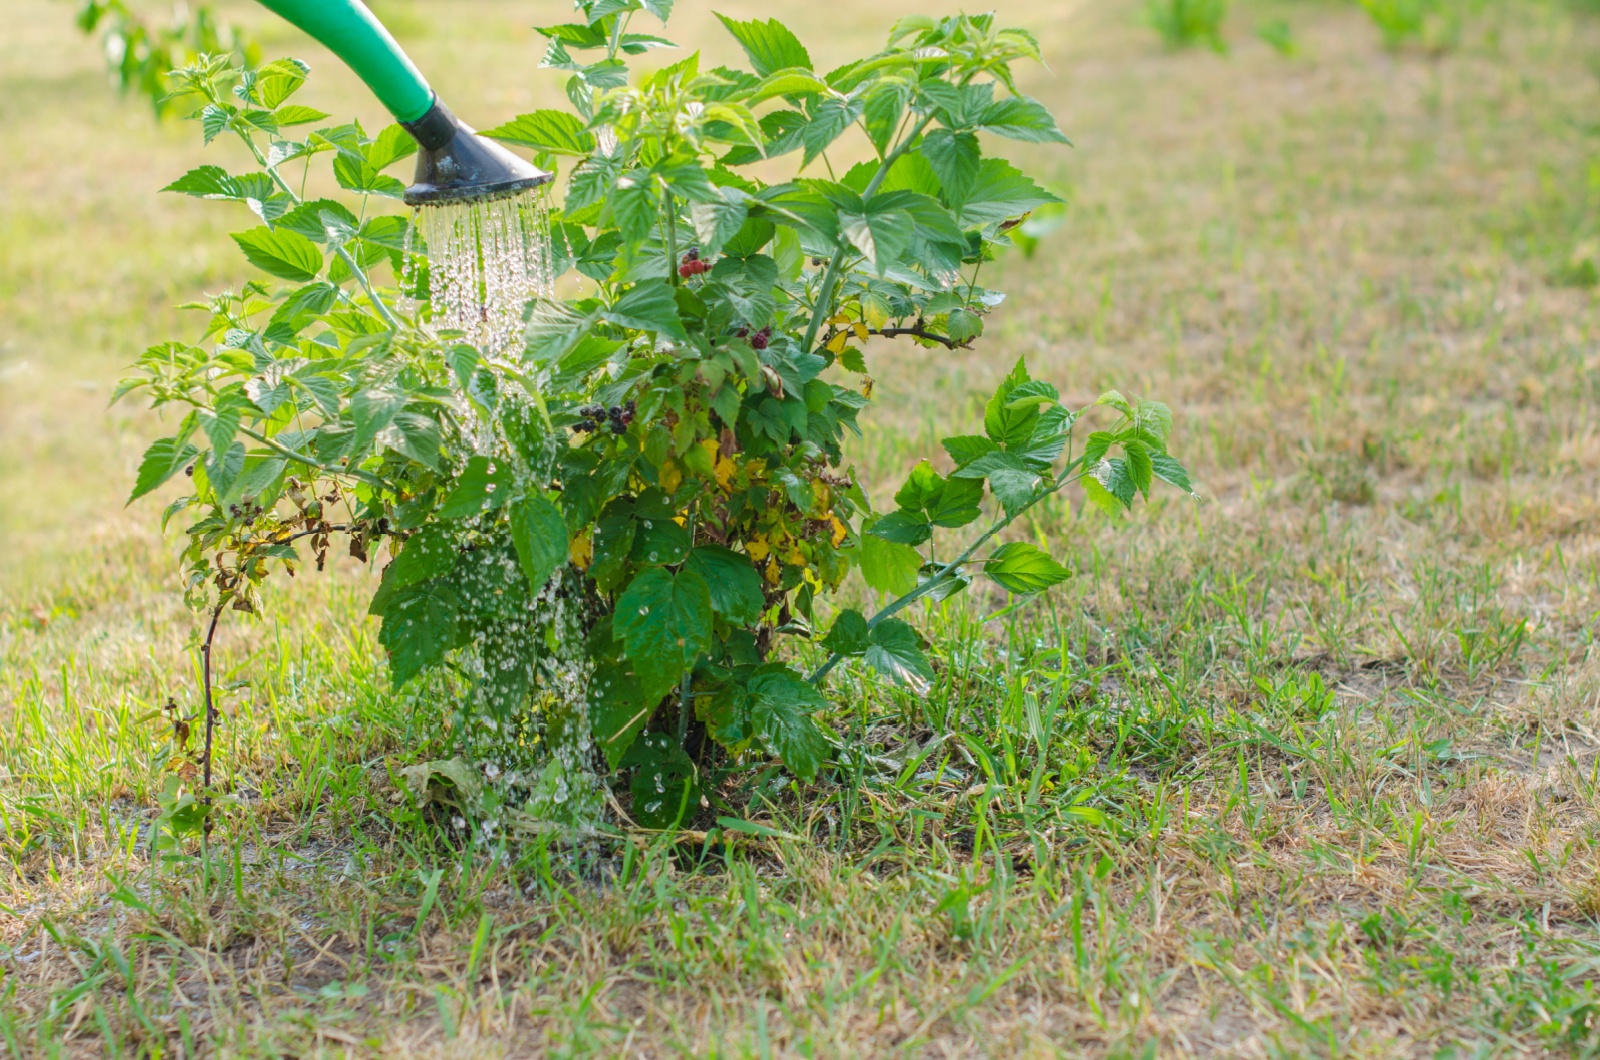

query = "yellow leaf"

[
  {"left": 714, "top": 456, "right": 737, "bottom": 491},
  {"left": 659, "top": 457, "right": 683, "bottom": 494},
  {"left": 746, "top": 535, "right": 770, "bottom": 562},
  {"left": 570, "top": 532, "right": 593, "bottom": 570},
  {"left": 851, "top": 322, "right": 869, "bottom": 342},
  {"left": 764, "top": 557, "right": 782, "bottom": 585},
  {"left": 826, "top": 331, "right": 850, "bottom": 354},
  {"left": 830, "top": 515, "right": 847, "bottom": 547}
]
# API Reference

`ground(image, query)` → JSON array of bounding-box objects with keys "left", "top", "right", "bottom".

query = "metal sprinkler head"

[{"left": 400, "top": 97, "right": 553, "bottom": 207}]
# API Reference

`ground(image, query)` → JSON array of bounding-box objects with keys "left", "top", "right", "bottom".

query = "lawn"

[{"left": 4, "top": 0, "right": 1600, "bottom": 1055}]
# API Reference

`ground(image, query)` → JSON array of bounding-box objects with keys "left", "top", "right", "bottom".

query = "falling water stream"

[
  {"left": 403, "top": 191, "right": 602, "bottom": 838},
  {"left": 408, "top": 193, "right": 555, "bottom": 359}
]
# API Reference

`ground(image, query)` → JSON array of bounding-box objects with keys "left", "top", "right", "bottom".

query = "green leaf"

[
  {"left": 959, "top": 158, "right": 1063, "bottom": 227},
  {"left": 927, "top": 476, "right": 985, "bottom": 528},
  {"left": 865, "top": 618, "right": 934, "bottom": 693},
  {"left": 858, "top": 533, "right": 921, "bottom": 595},
  {"left": 230, "top": 226, "right": 323, "bottom": 282},
  {"left": 1081, "top": 473, "right": 1124, "bottom": 516},
  {"left": 351, "top": 386, "right": 405, "bottom": 450},
  {"left": 837, "top": 199, "right": 915, "bottom": 277},
  {"left": 748, "top": 68, "right": 831, "bottom": 104},
  {"left": 802, "top": 96, "right": 863, "bottom": 167},
  {"left": 1124, "top": 439, "right": 1154, "bottom": 499},
  {"left": 943, "top": 434, "right": 999, "bottom": 466},
  {"left": 590, "top": 664, "right": 649, "bottom": 769},
  {"left": 379, "top": 525, "right": 459, "bottom": 604},
  {"left": 379, "top": 581, "right": 461, "bottom": 686},
  {"left": 625, "top": 732, "right": 699, "bottom": 829},
  {"left": 614, "top": 567, "right": 714, "bottom": 705},
  {"left": 822, "top": 609, "right": 870, "bottom": 655},
  {"left": 920, "top": 128, "right": 981, "bottom": 206},
  {"left": 439, "top": 455, "right": 514, "bottom": 520},
  {"left": 715, "top": 14, "right": 812, "bottom": 76},
  {"left": 604, "top": 279, "right": 687, "bottom": 339},
  {"left": 128, "top": 437, "right": 198, "bottom": 503},
  {"left": 255, "top": 58, "right": 309, "bottom": 109},
  {"left": 867, "top": 510, "right": 932, "bottom": 547},
  {"left": 689, "top": 188, "right": 751, "bottom": 257},
  {"left": 744, "top": 665, "right": 829, "bottom": 780},
  {"left": 982, "top": 358, "right": 1038, "bottom": 448},
  {"left": 685, "top": 546, "right": 765, "bottom": 625},
  {"left": 893, "top": 460, "right": 945, "bottom": 511},
  {"left": 510, "top": 495, "right": 568, "bottom": 594},
  {"left": 483, "top": 110, "right": 597, "bottom": 156},
  {"left": 976, "top": 97, "right": 1070, "bottom": 144},
  {"left": 163, "top": 165, "right": 237, "bottom": 198},
  {"left": 1151, "top": 452, "right": 1194, "bottom": 494},
  {"left": 952, "top": 452, "right": 1044, "bottom": 516},
  {"left": 985, "top": 542, "right": 1071, "bottom": 594},
  {"left": 272, "top": 105, "right": 329, "bottom": 127}
]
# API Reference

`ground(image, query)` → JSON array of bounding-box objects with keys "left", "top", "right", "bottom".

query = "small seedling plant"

[{"left": 122, "top": 3, "right": 1191, "bottom": 832}]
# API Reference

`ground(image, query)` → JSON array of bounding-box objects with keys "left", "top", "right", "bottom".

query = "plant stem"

[
  {"left": 240, "top": 134, "right": 400, "bottom": 330},
  {"left": 237, "top": 426, "right": 390, "bottom": 490},
  {"left": 200, "top": 603, "right": 224, "bottom": 805},
  {"left": 799, "top": 115, "right": 935, "bottom": 354},
  {"left": 808, "top": 471, "right": 1084, "bottom": 685},
  {"left": 664, "top": 194, "right": 680, "bottom": 286}
]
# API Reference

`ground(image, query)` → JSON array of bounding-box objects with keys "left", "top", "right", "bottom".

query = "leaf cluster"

[{"left": 122, "top": 4, "right": 1189, "bottom": 830}]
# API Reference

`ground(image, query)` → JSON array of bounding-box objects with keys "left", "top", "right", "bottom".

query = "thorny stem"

[
  {"left": 800, "top": 115, "right": 936, "bottom": 355},
  {"left": 808, "top": 469, "right": 1086, "bottom": 685}
]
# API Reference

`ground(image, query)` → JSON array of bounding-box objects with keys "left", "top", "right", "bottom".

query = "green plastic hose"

[{"left": 253, "top": 0, "right": 434, "bottom": 122}]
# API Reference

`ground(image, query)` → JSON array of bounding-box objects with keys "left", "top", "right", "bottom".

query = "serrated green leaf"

[
  {"left": 483, "top": 110, "right": 597, "bottom": 156},
  {"left": 1151, "top": 452, "right": 1193, "bottom": 494},
  {"left": 837, "top": 200, "right": 914, "bottom": 277},
  {"left": 511, "top": 494, "right": 568, "bottom": 594},
  {"left": 604, "top": 279, "right": 688, "bottom": 339},
  {"left": 921, "top": 128, "right": 982, "bottom": 206},
  {"left": 590, "top": 664, "right": 649, "bottom": 769},
  {"left": 864, "top": 618, "right": 934, "bottom": 693},
  {"left": 163, "top": 165, "right": 238, "bottom": 198},
  {"left": 928, "top": 476, "right": 985, "bottom": 528},
  {"left": 867, "top": 510, "right": 932, "bottom": 547},
  {"left": 273, "top": 105, "right": 329, "bottom": 127},
  {"left": 959, "top": 158, "right": 1063, "bottom": 227},
  {"left": 614, "top": 567, "right": 714, "bottom": 706},
  {"left": 858, "top": 532, "right": 921, "bottom": 595},
  {"left": 976, "top": 97, "right": 1070, "bottom": 144},
  {"left": 128, "top": 437, "right": 198, "bottom": 504},
  {"left": 985, "top": 541, "right": 1070, "bottom": 594},
  {"left": 439, "top": 455, "right": 514, "bottom": 520},
  {"left": 685, "top": 546, "right": 765, "bottom": 625},
  {"left": 351, "top": 385, "right": 404, "bottom": 450},
  {"left": 231, "top": 226, "right": 323, "bottom": 282},
  {"left": 744, "top": 665, "right": 829, "bottom": 780},
  {"left": 943, "top": 434, "right": 999, "bottom": 466},
  {"left": 378, "top": 525, "right": 459, "bottom": 606},
  {"left": 715, "top": 14, "right": 812, "bottom": 76},
  {"left": 379, "top": 581, "right": 460, "bottom": 686},
  {"left": 822, "top": 609, "right": 870, "bottom": 655}
]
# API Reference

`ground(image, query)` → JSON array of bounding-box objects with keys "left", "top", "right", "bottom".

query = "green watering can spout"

[{"left": 254, "top": 0, "right": 551, "bottom": 206}]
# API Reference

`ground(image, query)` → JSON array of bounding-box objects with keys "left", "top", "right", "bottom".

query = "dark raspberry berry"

[
  {"left": 750, "top": 331, "right": 769, "bottom": 350},
  {"left": 685, "top": 247, "right": 700, "bottom": 262}
]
